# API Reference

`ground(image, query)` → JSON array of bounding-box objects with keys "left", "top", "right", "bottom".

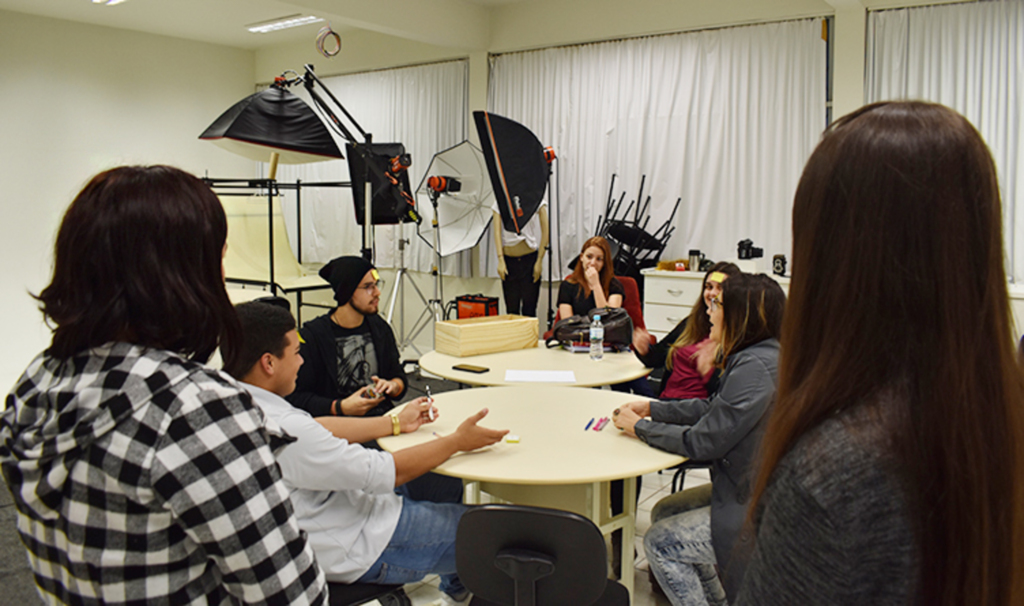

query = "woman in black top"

[{"left": 557, "top": 235, "right": 624, "bottom": 317}]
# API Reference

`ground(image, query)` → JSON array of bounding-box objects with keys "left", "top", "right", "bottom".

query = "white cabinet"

[
  {"left": 641, "top": 269, "right": 790, "bottom": 339},
  {"left": 641, "top": 269, "right": 1024, "bottom": 345}
]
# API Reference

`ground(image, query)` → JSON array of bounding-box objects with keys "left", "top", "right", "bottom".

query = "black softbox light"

[
  {"left": 347, "top": 142, "right": 415, "bottom": 225},
  {"left": 199, "top": 86, "right": 343, "bottom": 163},
  {"left": 473, "top": 111, "right": 549, "bottom": 234}
]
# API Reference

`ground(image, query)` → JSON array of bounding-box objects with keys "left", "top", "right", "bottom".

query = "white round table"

[
  {"left": 418, "top": 341, "right": 650, "bottom": 387},
  {"left": 379, "top": 385, "right": 684, "bottom": 595}
]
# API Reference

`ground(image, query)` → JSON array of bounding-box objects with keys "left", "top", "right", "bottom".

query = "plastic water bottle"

[{"left": 589, "top": 314, "right": 604, "bottom": 361}]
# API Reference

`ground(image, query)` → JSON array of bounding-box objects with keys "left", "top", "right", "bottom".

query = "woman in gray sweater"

[
  {"left": 614, "top": 273, "right": 785, "bottom": 604},
  {"left": 738, "top": 101, "right": 1024, "bottom": 605}
]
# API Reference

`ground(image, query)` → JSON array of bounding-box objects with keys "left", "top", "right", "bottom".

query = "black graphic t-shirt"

[{"left": 330, "top": 321, "right": 378, "bottom": 398}]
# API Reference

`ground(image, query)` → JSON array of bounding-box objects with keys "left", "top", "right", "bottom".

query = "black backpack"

[{"left": 545, "top": 307, "right": 633, "bottom": 350}]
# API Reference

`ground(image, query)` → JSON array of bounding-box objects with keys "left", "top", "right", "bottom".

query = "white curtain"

[
  {"left": 867, "top": 0, "right": 1024, "bottom": 282},
  {"left": 484, "top": 19, "right": 827, "bottom": 277},
  {"left": 267, "top": 60, "right": 470, "bottom": 274}
]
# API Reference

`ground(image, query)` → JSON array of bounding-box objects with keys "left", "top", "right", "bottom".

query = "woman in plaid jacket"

[{"left": 0, "top": 166, "right": 327, "bottom": 605}]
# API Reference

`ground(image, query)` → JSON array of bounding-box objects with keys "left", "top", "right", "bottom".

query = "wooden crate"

[{"left": 434, "top": 314, "right": 539, "bottom": 357}]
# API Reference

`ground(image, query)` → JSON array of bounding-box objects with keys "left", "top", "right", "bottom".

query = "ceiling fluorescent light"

[
  {"left": 247, "top": 15, "right": 323, "bottom": 34},
  {"left": 92, "top": 0, "right": 129, "bottom": 4}
]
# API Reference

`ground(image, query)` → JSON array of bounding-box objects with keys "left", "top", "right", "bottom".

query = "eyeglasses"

[
  {"left": 709, "top": 297, "right": 723, "bottom": 312},
  {"left": 358, "top": 280, "right": 385, "bottom": 292}
]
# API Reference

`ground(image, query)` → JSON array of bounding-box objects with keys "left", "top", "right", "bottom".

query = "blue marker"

[{"left": 584, "top": 418, "right": 595, "bottom": 431}]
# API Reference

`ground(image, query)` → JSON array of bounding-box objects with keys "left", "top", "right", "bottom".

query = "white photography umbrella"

[{"left": 415, "top": 141, "right": 495, "bottom": 257}]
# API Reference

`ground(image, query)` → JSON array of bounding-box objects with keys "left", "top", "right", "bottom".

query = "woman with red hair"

[{"left": 557, "top": 235, "right": 624, "bottom": 319}]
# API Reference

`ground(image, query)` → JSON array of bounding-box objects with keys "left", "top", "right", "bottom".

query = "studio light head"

[{"left": 427, "top": 176, "right": 462, "bottom": 194}]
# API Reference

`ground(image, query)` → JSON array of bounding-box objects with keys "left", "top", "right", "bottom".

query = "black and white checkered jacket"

[{"left": 0, "top": 343, "right": 327, "bottom": 605}]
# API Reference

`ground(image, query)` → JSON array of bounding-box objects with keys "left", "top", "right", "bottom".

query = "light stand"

[
  {"left": 292, "top": 64, "right": 419, "bottom": 262},
  {"left": 385, "top": 190, "right": 445, "bottom": 355},
  {"left": 385, "top": 237, "right": 437, "bottom": 356}
]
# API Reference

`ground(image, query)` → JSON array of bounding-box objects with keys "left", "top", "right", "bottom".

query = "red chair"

[{"left": 544, "top": 275, "right": 654, "bottom": 345}]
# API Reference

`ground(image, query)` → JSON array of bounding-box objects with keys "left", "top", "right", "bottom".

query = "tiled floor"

[{"left": 389, "top": 466, "right": 712, "bottom": 606}]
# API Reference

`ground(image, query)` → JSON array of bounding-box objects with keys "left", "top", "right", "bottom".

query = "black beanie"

[{"left": 319, "top": 256, "right": 376, "bottom": 304}]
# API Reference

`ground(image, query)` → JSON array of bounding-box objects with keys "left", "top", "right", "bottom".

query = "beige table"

[
  {"left": 379, "top": 385, "right": 684, "bottom": 595},
  {"left": 418, "top": 341, "right": 650, "bottom": 387}
]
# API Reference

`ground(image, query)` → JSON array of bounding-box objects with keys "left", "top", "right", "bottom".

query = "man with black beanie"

[
  {"left": 288, "top": 256, "right": 464, "bottom": 503},
  {"left": 288, "top": 256, "right": 406, "bottom": 418}
]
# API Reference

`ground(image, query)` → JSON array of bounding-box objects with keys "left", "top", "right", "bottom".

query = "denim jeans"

[
  {"left": 644, "top": 505, "right": 727, "bottom": 606},
  {"left": 355, "top": 499, "right": 469, "bottom": 600}
]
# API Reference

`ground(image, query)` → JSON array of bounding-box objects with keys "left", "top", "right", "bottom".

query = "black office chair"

[
  {"left": 456, "top": 504, "right": 630, "bottom": 606},
  {"left": 327, "top": 582, "right": 411, "bottom": 606}
]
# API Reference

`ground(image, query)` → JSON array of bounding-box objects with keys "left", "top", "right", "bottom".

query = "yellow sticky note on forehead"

[
  {"left": 371, "top": 268, "right": 380, "bottom": 280},
  {"left": 708, "top": 272, "right": 726, "bottom": 283}
]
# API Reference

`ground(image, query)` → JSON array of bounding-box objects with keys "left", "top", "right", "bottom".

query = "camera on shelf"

[{"left": 737, "top": 239, "right": 763, "bottom": 260}]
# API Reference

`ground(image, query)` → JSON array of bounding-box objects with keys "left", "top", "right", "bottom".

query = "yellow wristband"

[{"left": 390, "top": 413, "right": 401, "bottom": 436}]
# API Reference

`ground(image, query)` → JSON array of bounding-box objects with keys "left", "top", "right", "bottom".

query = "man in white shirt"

[{"left": 225, "top": 301, "right": 508, "bottom": 603}]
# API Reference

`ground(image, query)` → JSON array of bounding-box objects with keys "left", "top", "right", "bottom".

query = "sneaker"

[{"left": 432, "top": 590, "right": 472, "bottom": 605}]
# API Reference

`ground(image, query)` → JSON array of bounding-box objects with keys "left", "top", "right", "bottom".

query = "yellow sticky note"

[
  {"left": 505, "top": 435, "right": 520, "bottom": 444},
  {"left": 371, "top": 268, "right": 380, "bottom": 280},
  {"left": 708, "top": 272, "right": 726, "bottom": 283}
]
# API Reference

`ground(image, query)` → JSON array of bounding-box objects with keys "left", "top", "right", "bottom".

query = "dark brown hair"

[
  {"left": 225, "top": 302, "right": 296, "bottom": 380},
  {"left": 749, "top": 101, "right": 1024, "bottom": 604},
  {"left": 666, "top": 261, "right": 742, "bottom": 369},
  {"left": 716, "top": 273, "right": 785, "bottom": 368},
  {"left": 568, "top": 236, "right": 615, "bottom": 299},
  {"left": 37, "top": 165, "right": 239, "bottom": 363}
]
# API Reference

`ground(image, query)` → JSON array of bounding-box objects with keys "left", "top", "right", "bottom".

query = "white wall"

[{"left": 0, "top": 10, "right": 255, "bottom": 389}]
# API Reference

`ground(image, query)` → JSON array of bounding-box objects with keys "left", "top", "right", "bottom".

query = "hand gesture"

[
  {"left": 452, "top": 408, "right": 509, "bottom": 452},
  {"left": 340, "top": 385, "right": 384, "bottom": 416},
  {"left": 371, "top": 375, "right": 399, "bottom": 396},
  {"left": 497, "top": 257, "right": 508, "bottom": 280},
  {"left": 612, "top": 402, "right": 649, "bottom": 437},
  {"left": 623, "top": 400, "right": 651, "bottom": 418},
  {"left": 396, "top": 397, "right": 436, "bottom": 432},
  {"left": 633, "top": 327, "right": 652, "bottom": 355},
  {"left": 584, "top": 265, "right": 600, "bottom": 286}
]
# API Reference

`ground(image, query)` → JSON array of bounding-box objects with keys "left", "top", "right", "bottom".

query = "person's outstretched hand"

[{"left": 451, "top": 408, "right": 509, "bottom": 452}]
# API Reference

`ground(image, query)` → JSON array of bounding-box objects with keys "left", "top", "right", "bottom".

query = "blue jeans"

[
  {"left": 644, "top": 505, "right": 727, "bottom": 606},
  {"left": 356, "top": 499, "right": 469, "bottom": 600}
]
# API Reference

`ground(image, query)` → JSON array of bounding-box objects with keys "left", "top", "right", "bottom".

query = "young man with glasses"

[
  {"left": 288, "top": 256, "right": 465, "bottom": 503},
  {"left": 288, "top": 256, "right": 406, "bottom": 418}
]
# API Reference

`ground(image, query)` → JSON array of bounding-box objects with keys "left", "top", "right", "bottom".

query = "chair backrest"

[
  {"left": 455, "top": 504, "right": 610, "bottom": 606},
  {"left": 616, "top": 275, "right": 646, "bottom": 331},
  {"left": 220, "top": 195, "right": 308, "bottom": 284}
]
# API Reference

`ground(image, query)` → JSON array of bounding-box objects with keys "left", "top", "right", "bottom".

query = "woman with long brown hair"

[
  {"left": 557, "top": 235, "right": 623, "bottom": 318},
  {"left": 738, "top": 102, "right": 1024, "bottom": 604},
  {"left": 614, "top": 273, "right": 785, "bottom": 604},
  {"left": 633, "top": 261, "right": 741, "bottom": 398}
]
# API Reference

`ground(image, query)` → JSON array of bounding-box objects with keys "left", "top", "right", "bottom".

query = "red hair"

[{"left": 568, "top": 236, "right": 614, "bottom": 299}]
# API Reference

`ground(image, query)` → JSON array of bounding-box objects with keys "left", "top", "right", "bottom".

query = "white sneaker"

[{"left": 431, "top": 592, "right": 472, "bottom": 606}]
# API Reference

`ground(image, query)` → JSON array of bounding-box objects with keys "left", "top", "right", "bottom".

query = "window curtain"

[
  {"left": 483, "top": 19, "right": 827, "bottom": 278},
  {"left": 268, "top": 59, "right": 470, "bottom": 274},
  {"left": 866, "top": 0, "right": 1024, "bottom": 282}
]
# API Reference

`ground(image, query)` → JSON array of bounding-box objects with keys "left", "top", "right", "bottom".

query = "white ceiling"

[{"left": 0, "top": 0, "right": 520, "bottom": 50}]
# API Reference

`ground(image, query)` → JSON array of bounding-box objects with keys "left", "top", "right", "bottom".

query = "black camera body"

[{"left": 737, "top": 239, "right": 763, "bottom": 260}]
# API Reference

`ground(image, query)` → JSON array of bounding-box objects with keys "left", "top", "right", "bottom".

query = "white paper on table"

[{"left": 504, "top": 370, "right": 577, "bottom": 383}]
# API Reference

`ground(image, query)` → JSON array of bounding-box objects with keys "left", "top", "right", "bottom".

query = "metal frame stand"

[{"left": 385, "top": 233, "right": 443, "bottom": 356}]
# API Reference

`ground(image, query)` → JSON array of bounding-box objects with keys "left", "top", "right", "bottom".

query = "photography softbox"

[
  {"left": 347, "top": 142, "right": 416, "bottom": 225},
  {"left": 199, "top": 85, "right": 343, "bottom": 164},
  {"left": 473, "top": 111, "right": 549, "bottom": 235}
]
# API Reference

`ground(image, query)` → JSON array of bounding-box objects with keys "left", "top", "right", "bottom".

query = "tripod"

[{"left": 385, "top": 219, "right": 444, "bottom": 356}]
